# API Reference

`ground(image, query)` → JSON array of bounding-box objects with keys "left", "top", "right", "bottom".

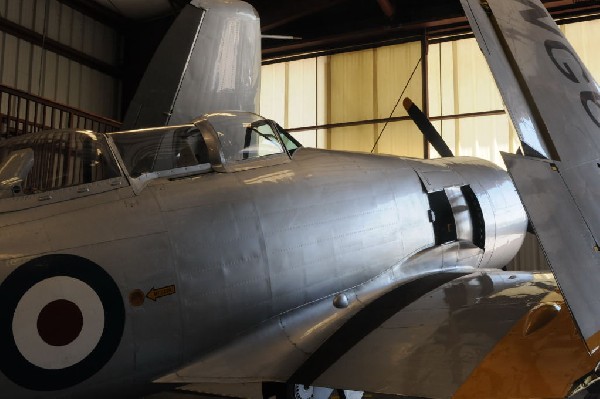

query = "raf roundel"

[{"left": 0, "top": 254, "right": 125, "bottom": 391}]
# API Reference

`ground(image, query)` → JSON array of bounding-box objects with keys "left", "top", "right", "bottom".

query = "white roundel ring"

[
  {"left": 12, "top": 276, "right": 105, "bottom": 369},
  {"left": 0, "top": 255, "right": 125, "bottom": 391}
]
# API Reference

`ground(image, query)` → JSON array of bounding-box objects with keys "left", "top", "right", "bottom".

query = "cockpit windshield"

[
  {"left": 109, "top": 112, "right": 302, "bottom": 180},
  {"left": 274, "top": 123, "right": 301, "bottom": 155},
  {"left": 109, "top": 125, "right": 210, "bottom": 178},
  {"left": 199, "top": 112, "right": 286, "bottom": 162}
]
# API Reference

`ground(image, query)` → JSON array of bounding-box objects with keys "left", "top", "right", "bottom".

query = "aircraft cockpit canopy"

[
  {"left": 109, "top": 112, "right": 301, "bottom": 180},
  {"left": 195, "top": 112, "right": 300, "bottom": 163},
  {"left": 109, "top": 125, "right": 210, "bottom": 179},
  {"left": 0, "top": 114, "right": 302, "bottom": 200},
  {"left": 0, "top": 130, "right": 120, "bottom": 199}
]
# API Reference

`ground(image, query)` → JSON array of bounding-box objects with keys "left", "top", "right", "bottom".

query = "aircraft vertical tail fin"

[
  {"left": 460, "top": 0, "right": 600, "bottom": 352},
  {"left": 122, "top": 0, "right": 261, "bottom": 129}
]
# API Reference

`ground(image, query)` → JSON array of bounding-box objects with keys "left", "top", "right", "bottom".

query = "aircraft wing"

[
  {"left": 156, "top": 271, "right": 596, "bottom": 399},
  {"left": 460, "top": 0, "right": 600, "bottom": 351}
]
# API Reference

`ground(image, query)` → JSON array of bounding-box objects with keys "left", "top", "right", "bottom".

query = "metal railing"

[{"left": 0, "top": 84, "right": 122, "bottom": 139}]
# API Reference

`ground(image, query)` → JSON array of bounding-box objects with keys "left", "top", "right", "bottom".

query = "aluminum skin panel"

[
  {"left": 156, "top": 269, "right": 413, "bottom": 384},
  {"left": 446, "top": 186, "right": 473, "bottom": 243},
  {"left": 0, "top": 142, "right": 527, "bottom": 398},
  {"left": 311, "top": 272, "right": 560, "bottom": 399},
  {"left": 413, "top": 168, "right": 465, "bottom": 193},
  {"left": 503, "top": 153, "right": 600, "bottom": 350},
  {"left": 154, "top": 154, "right": 527, "bottom": 391},
  {"left": 165, "top": 270, "right": 595, "bottom": 399},
  {"left": 169, "top": 0, "right": 260, "bottom": 124},
  {"left": 0, "top": 186, "right": 180, "bottom": 399},
  {"left": 428, "top": 157, "right": 528, "bottom": 270},
  {"left": 151, "top": 149, "right": 433, "bottom": 361}
]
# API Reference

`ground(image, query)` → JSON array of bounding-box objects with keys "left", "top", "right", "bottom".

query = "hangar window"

[{"left": 0, "top": 130, "right": 120, "bottom": 199}]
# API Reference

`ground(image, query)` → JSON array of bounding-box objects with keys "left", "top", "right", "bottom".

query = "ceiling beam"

[
  {"left": 259, "top": 0, "right": 351, "bottom": 32},
  {"left": 262, "top": 13, "right": 467, "bottom": 59},
  {"left": 55, "top": 0, "right": 127, "bottom": 30},
  {"left": 262, "top": 0, "right": 600, "bottom": 60}
]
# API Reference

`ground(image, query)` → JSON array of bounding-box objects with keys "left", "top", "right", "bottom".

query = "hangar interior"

[{"left": 1, "top": 0, "right": 599, "bottom": 270}]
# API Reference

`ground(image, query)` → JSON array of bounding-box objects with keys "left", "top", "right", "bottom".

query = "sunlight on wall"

[
  {"left": 260, "top": 59, "right": 328, "bottom": 149},
  {"left": 259, "top": 18, "right": 600, "bottom": 168},
  {"left": 260, "top": 42, "right": 423, "bottom": 157},
  {"left": 562, "top": 19, "right": 600, "bottom": 77},
  {"left": 427, "top": 38, "right": 518, "bottom": 167}
]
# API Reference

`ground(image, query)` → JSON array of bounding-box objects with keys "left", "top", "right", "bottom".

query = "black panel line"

[{"left": 288, "top": 271, "right": 468, "bottom": 385}]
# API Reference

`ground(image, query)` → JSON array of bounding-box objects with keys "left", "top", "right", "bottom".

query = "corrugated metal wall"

[
  {"left": 260, "top": 42, "right": 425, "bottom": 156},
  {"left": 0, "top": 0, "right": 121, "bottom": 119},
  {"left": 506, "top": 233, "right": 549, "bottom": 272}
]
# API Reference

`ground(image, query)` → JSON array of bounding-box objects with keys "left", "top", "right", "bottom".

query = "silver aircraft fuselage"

[{"left": 0, "top": 113, "right": 526, "bottom": 398}]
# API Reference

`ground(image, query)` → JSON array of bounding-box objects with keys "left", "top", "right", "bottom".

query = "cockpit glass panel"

[
  {"left": 203, "top": 112, "right": 285, "bottom": 162},
  {"left": 275, "top": 123, "right": 302, "bottom": 155},
  {"left": 0, "top": 130, "right": 120, "bottom": 198},
  {"left": 110, "top": 125, "right": 210, "bottom": 178}
]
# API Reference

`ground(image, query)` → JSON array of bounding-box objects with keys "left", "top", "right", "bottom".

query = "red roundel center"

[{"left": 37, "top": 299, "right": 83, "bottom": 347}]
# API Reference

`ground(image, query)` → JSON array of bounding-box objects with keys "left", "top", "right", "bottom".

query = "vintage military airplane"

[{"left": 1, "top": 0, "right": 600, "bottom": 398}]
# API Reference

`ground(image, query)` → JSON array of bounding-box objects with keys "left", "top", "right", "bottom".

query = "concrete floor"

[{"left": 142, "top": 389, "right": 424, "bottom": 399}]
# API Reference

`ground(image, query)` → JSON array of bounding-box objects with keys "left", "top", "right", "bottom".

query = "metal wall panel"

[
  {"left": 2, "top": 33, "right": 17, "bottom": 88},
  {"left": 0, "top": 35, "right": 4, "bottom": 115},
  {"left": 29, "top": 45, "right": 42, "bottom": 95},
  {"left": 42, "top": 51, "right": 57, "bottom": 100},
  {"left": 33, "top": 1, "right": 45, "bottom": 33},
  {"left": 506, "top": 233, "right": 549, "bottom": 272},
  {"left": 16, "top": 40, "right": 30, "bottom": 91},
  {"left": 79, "top": 65, "right": 92, "bottom": 114},
  {"left": 0, "top": 0, "right": 121, "bottom": 119},
  {"left": 20, "top": 0, "right": 36, "bottom": 30},
  {"left": 46, "top": 0, "right": 60, "bottom": 42},
  {"left": 5, "top": 0, "right": 19, "bottom": 23},
  {"left": 0, "top": 38, "right": 3, "bottom": 97},
  {"left": 58, "top": 3, "right": 72, "bottom": 45},
  {"left": 55, "top": 55, "right": 69, "bottom": 104},
  {"left": 71, "top": 9, "right": 84, "bottom": 53},
  {"left": 68, "top": 60, "right": 81, "bottom": 107}
]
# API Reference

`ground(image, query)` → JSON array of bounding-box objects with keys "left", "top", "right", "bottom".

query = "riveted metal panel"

[
  {"left": 503, "top": 153, "right": 600, "bottom": 351},
  {"left": 313, "top": 272, "right": 556, "bottom": 398}
]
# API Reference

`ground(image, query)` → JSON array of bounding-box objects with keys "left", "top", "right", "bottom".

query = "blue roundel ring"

[{"left": 0, "top": 254, "right": 125, "bottom": 391}]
